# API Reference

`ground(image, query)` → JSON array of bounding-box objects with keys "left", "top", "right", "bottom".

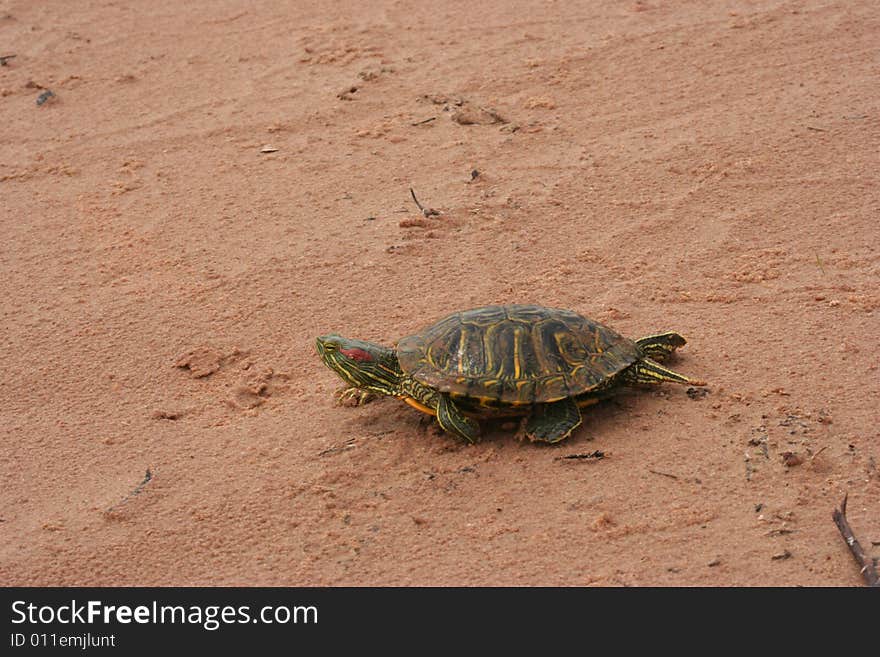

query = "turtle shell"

[{"left": 396, "top": 305, "right": 641, "bottom": 405}]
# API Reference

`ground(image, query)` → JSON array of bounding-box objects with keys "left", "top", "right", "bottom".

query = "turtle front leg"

[
  {"left": 435, "top": 394, "right": 480, "bottom": 444},
  {"left": 334, "top": 386, "right": 377, "bottom": 407},
  {"left": 525, "top": 398, "right": 582, "bottom": 443},
  {"left": 624, "top": 358, "right": 706, "bottom": 387}
]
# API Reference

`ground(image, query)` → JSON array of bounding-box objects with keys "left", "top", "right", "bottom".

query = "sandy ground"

[{"left": 1, "top": 0, "right": 878, "bottom": 586}]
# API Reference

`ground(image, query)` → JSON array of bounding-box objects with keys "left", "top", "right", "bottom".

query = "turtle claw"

[{"left": 334, "top": 386, "right": 376, "bottom": 407}]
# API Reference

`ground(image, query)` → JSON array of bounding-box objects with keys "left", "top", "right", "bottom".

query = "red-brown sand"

[{"left": 1, "top": 0, "right": 878, "bottom": 586}]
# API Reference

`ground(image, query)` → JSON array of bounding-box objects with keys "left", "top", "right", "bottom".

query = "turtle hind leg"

[
  {"left": 525, "top": 398, "right": 582, "bottom": 444},
  {"left": 625, "top": 358, "right": 706, "bottom": 387},
  {"left": 636, "top": 332, "right": 687, "bottom": 362},
  {"left": 436, "top": 394, "right": 480, "bottom": 443}
]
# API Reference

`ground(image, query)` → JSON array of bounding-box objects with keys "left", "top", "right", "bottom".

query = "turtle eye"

[{"left": 340, "top": 347, "right": 373, "bottom": 362}]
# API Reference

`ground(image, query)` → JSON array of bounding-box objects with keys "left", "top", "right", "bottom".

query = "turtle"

[{"left": 315, "top": 304, "right": 705, "bottom": 444}]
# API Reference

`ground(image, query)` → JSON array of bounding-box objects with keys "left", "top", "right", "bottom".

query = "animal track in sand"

[
  {"left": 229, "top": 369, "right": 289, "bottom": 411},
  {"left": 174, "top": 346, "right": 247, "bottom": 378}
]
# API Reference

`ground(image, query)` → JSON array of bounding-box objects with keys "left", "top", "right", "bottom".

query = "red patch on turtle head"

[{"left": 340, "top": 347, "right": 373, "bottom": 362}]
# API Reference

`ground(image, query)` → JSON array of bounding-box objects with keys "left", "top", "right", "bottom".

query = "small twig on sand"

[
  {"left": 556, "top": 451, "right": 605, "bottom": 461},
  {"left": 105, "top": 468, "right": 152, "bottom": 515},
  {"left": 810, "top": 445, "right": 829, "bottom": 461},
  {"left": 411, "top": 116, "right": 436, "bottom": 126},
  {"left": 649, "top": 469, "right": 679, "bottom": 480},
  {"left": 409, "top": 188, "right": 440, "bottom": 217},
  {"left": 319, "top": 437, "right": 357, "bottom": 456},
  {"left": 766, "top": 528, "right": 797, "bottom": 536},
  {"left": 832, "top": 494, "right": 880, "bottom": 587},
  {"left": 0, "top": 54, "right": 16, "bottom": 66}
]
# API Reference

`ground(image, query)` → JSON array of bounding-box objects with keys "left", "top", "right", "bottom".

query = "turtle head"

[{"left": 316, "top": 334, "right": 401, "bottom": 395}]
